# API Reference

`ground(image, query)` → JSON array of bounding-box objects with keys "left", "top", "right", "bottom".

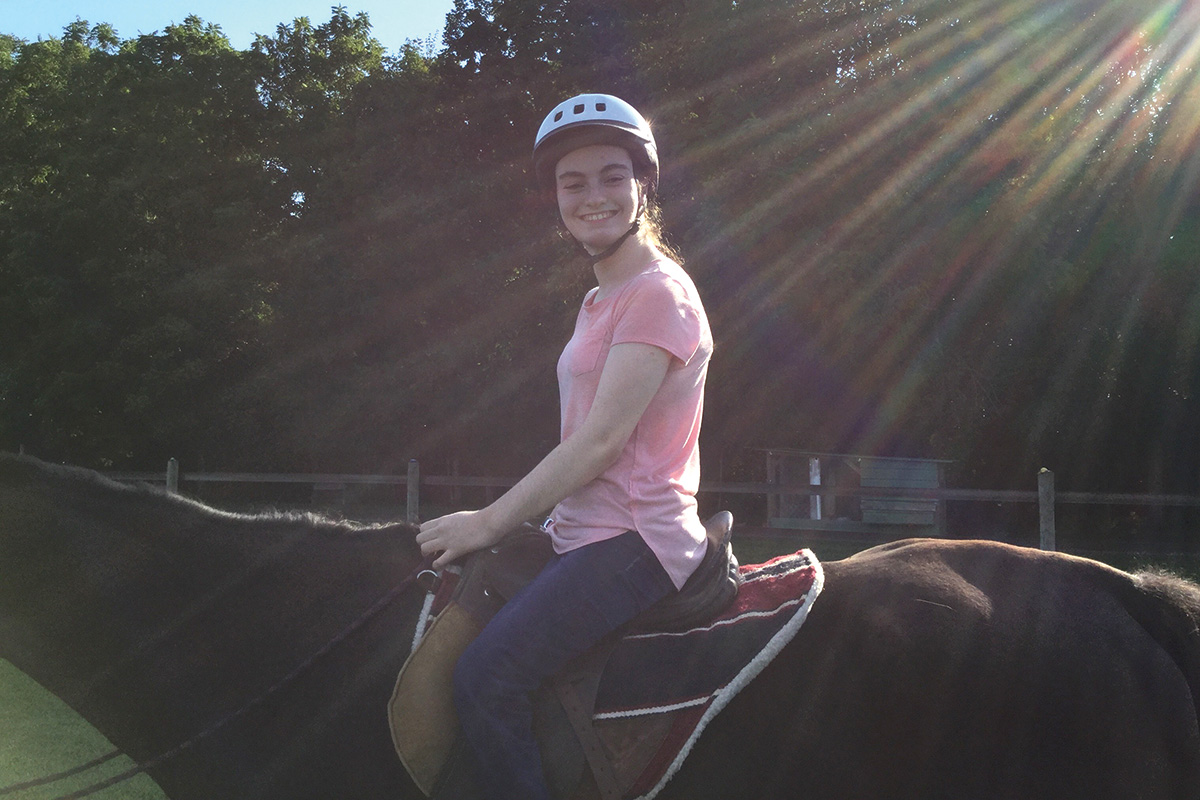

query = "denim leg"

[{"left": 452, "top": 530, "right": 674, "bottom": 800}]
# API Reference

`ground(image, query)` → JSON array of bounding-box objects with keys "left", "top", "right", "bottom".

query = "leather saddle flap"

[
  {"left": 389, "top": 602, "right": 480, "bottom": 796},
  {"left": 389, "top": 526, "right": 554, "bottom": 795}
]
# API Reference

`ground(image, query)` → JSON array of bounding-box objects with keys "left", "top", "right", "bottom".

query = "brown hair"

[{"left": 638, "top": 195, "right": 684, "bottom": 265}]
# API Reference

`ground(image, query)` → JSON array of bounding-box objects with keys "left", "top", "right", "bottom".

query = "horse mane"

[{"left": 0, "top": 451, "right": 418, "bottom": 540}]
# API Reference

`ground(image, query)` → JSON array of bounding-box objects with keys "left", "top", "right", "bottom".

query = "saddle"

[{"left": 389, "top": 514, "right": 741, "bottom": 800}]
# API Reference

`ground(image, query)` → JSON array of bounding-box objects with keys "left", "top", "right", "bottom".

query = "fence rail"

[{"left": 107, "top": 459, "right": 1200, "bottom": 551}]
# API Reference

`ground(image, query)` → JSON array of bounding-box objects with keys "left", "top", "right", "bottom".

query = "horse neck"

[
  {"left": 1, "top": 455, "right": 427, "bottom": 798},
  {"left": 0, "top": 455, "right": 422, "bottom": 717}
]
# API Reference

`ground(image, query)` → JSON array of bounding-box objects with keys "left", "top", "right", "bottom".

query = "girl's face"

[{"left": 555, "top": 144, "right": 642, "bottom": 255}]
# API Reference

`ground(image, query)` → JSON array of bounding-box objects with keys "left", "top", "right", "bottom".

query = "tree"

[
  {"left": 4, "top": 0, "right": 1200, "bottom": 501},
  {"left": 0, "top": 19, "right": 284, "bottom": 467}
]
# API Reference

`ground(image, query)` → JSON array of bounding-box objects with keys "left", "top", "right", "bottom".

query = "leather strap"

[{"left": 552, "top": 669, "right": 623, "bottom": 800}]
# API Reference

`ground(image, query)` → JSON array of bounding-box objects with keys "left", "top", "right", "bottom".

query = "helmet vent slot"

[
  {"left": 554, "top": 111, "right": 563, "bottom": 122},
  {"left": 596, "top": 102, "right": 607, "bottom": 112},
  {"left": 574, "top": 103, "right": 585, "bottom": 114}
]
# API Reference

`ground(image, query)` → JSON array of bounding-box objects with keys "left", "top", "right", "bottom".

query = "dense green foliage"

[{"left": 2, "top": 0, "right": 1198, "bottom": 494}]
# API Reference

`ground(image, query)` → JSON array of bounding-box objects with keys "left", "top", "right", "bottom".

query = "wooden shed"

[{"left": 762, "top": 450, "right": 951, "bottom": 537}]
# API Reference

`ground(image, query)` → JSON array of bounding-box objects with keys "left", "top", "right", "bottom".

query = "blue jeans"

[{"left": 452, "top": 530, "right": 675, "bottom": 800}]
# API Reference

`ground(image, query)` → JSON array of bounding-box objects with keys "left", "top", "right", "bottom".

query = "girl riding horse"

[{"left": 416, "top": 93, "right": 712, "bottom": 800}]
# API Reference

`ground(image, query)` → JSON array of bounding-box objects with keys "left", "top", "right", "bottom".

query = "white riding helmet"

[{"left": 532, "top": 93, "right": 659, "bottom": 197}]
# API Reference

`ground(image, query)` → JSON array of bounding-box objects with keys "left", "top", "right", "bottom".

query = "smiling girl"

[{"left": 416, "top": 94, "right": 712, "bottom": 800}]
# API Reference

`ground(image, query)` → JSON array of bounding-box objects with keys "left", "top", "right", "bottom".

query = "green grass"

[{"left": 0, "top": 660, "right": 167, "bottom": 800}]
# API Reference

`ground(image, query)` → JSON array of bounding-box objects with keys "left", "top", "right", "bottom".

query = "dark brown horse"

[{"left": 2, "top": 452, "right": 1199, "bottom": 799}]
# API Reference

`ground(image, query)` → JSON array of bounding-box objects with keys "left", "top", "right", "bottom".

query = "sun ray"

[{"left": 687, "top": 0, "right": 1200, "bottom": 459}]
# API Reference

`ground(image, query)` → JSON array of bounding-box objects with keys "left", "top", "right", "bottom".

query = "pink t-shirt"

[{"left": 547, "top": 259, "right": 712, "bottom": 589}]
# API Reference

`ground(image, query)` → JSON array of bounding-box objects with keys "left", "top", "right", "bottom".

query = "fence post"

[
  {"left": 407, "top": 459, "right": 420, "bottom": 523},
  {"left": 166, "top": 458, "right": 179, "bottom": 494},
  {"left": 1038, "top": 468, "right": 1055, "bottom": 551},
  {"left": 765, "top": 452, "right": 779, "bottom": 522},
  {"left": 809, "top": 456, "right": 822, "bottom": 520}
]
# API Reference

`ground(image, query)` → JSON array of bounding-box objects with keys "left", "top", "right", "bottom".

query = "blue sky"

[{"left": 1, "top": 0, "right": 457, "bottom": 54}]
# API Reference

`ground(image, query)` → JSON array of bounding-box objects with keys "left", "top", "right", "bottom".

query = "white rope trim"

[
  {"left": 410, "top": 589, "right": 436, "bottom": 655},
  {"left": 634, "top": 550, "right": 826, "bottom": 800},
  {"left": 621, "top": 596, "right": 809, "bottom": 640},
  {"left": 594, "top": 695, "right": 709, "bottom": 720}
]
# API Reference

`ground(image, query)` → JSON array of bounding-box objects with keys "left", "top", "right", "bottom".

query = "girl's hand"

[{"left": 416, "top": 510, "right": 505, "bottom": 569}]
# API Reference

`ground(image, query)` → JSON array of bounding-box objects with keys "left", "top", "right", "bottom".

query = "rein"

[{"left": 0, "top": 557, "right": 433, "bottom": 800}]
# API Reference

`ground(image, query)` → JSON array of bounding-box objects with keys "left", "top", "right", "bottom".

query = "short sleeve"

[{"left": 610, "top": 271, "right": 703, "bottom": 365}]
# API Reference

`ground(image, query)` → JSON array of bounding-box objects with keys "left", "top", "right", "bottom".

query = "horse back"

[
  {"left": 666, "top": 538, "right": 1200, "bottom": 800},
  {"left": 836, "top": 539, "right": 1200, "bottom": 797}
]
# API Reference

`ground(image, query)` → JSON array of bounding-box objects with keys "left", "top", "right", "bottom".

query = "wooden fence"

[{"left": 107, "top": 459, "right": 1200, "bottom": 552}]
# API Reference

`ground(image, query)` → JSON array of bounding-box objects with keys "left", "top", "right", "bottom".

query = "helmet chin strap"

[{"left": 579, "top": 218, "right": 641, "bottom": 265}]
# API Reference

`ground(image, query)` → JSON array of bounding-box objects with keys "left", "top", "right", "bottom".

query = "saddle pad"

[{"left": 594, "top": 548, "right": 823, "bottom": 798}]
